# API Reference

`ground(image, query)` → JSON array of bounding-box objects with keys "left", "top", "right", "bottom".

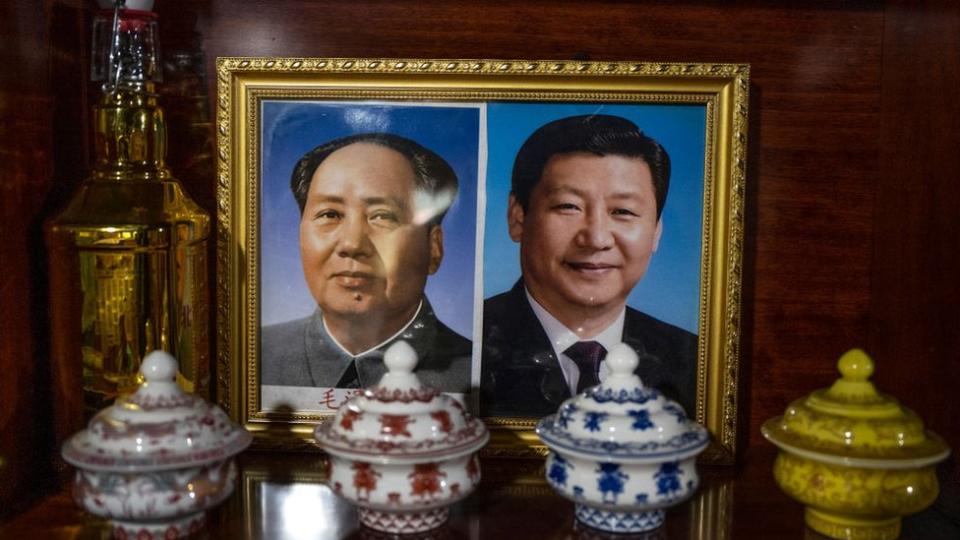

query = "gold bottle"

[{"left": 44, "top": 5, "right": 210, "bottom": 438}]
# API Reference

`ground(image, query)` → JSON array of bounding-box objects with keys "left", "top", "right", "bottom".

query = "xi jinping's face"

[
  {"left": 509, "top": 152, "right": 662, "bottom": 326},
  {"left": 299, "top": 142, "right": 443, "bottom": 329}
]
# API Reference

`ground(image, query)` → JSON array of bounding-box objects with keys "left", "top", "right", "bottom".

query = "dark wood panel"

[
  {"left": 869, "top": 0, "right": 960, "bottom": 458},
  {"left": 0, "top": 0, "right": 89, "bottom": 516}
]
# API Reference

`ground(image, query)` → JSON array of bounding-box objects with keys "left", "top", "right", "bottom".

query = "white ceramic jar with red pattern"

[
  {"left": 314, "top": 340, "right": 489, "bottom": 534},
  {"left": 61, "top": 351, "right": 252, "bottom": 539}
]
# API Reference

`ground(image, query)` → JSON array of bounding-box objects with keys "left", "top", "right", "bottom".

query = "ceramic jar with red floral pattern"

[
  {"left": 314, "top": 340, "right": 489, "bottom": 534},
  {"left": 61, "top": 350, "right": 252, "bottom": 539}
]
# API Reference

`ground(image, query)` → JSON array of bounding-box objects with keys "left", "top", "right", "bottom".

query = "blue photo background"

[
  {"left": 483, "top": 103, "right": 706, "bottom": 334},
  {"left": 260, "top": 101, "right": 481, "bottom": 339}
]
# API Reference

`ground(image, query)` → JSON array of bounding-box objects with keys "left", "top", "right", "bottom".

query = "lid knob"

[
  {"left": 837, "top": 348, "right": 873, "bottom": 381},
  {"left": 596, "top": 343, "right": 644, "bottom": 392},
  {"left": 377, "top": 340, "right": 422, "bottom": 392},
  {"left": 606, "top": 343, "right": 640, "bottom": 379},
  {"left": 384, "top": 340, "right": 418, "bottom": 373},
  {"left": 141, "top": 350, "right": 177, "bottom": 382},
  {"left": 823, "top": 348, "right": 884, "bottom": 405}
]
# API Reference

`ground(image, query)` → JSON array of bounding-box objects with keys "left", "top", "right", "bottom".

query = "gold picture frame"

[{"left": 216, "top": 57, "right": 748, "bottom": 464}]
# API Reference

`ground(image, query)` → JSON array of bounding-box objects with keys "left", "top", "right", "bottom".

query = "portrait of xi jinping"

[{"left": 482, "top": 113, "right": 700, "bottom": 417}]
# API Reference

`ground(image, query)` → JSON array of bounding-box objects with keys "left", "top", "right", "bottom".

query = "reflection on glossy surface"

[
  {"left": 573, "top": 519, "right": 667, "bottom": 540},
  {"left": 686, "top": 476, "right": 733, "bottom": 540},
  {"left": 357, "top": 523, "right": 459, "bottom": 540},
  {"left": 5, "top": 451, "right": 955, "bottom": 539},
  {"left": 256, "top": 481, "right": 357, "bottom": 539}
]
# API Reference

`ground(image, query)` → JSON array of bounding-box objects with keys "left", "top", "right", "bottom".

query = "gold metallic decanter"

[{"left": 44, "top": 5, "right": 210, "bottom": 435}]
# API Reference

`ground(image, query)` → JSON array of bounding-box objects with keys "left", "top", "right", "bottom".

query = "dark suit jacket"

[
  {"left": 481, "top": 281, "right": 697, "bottom": 417},
  {"left": 261, "top": 297, "right": 471, "bottom": 393}
]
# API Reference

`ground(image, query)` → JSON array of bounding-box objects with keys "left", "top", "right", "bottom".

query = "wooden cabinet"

[{"left": 1, "top": 0, "right": 958, "bottom": 534}]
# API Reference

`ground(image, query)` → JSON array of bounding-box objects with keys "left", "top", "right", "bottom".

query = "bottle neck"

[{"left": 92, "top": 81, "right": 170, "bottom": 181}]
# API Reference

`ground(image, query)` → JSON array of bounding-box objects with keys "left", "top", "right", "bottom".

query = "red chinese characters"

[{"left": 320, "top": 388, "right": 364, "bottom": 410}]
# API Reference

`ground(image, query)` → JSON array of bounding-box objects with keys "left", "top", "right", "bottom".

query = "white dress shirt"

[
  {"left": 524, "top": 288, "right": 625, "bottom": 395},
  {"left": 323, "top": 300, "right": 423, "bottom": 358}
]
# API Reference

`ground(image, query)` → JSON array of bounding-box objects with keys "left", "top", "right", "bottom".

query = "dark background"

[{"left": 2, "top": 0, "right": 958, "bottom": 516}]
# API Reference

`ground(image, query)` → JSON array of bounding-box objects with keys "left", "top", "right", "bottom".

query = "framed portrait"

[{"left": 216, "top": 58, "right": 748, "bottom": 463}]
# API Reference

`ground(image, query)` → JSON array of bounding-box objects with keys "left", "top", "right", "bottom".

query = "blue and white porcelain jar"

[{"left": 536, "top": 343, "right": 709, "bottom": 534}]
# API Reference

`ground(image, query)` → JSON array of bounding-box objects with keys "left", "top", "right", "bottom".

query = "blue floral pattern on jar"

[
  {"left": 547, "top": 453, "right": 572, "bottom": 487},
  {"left": 654, "top": 462, "right": 683, "bottom": 499},
  {"left": 557, "top": 403, "right": 577, "bottom": 429},
  {"left": 596, "top": 463, "right": 629, "bottom": 503},
  {"left": 586, "top": 387, "right": 658, "bottom": 404},
  {"left": 662, "top": 402, "right": 687, "bottom": 423},
  {"left": 584, "top": 411, "right": 608, "bottom": 432},
  {"left": 627, "top": 409, "right": 654, "bottom": 430}
]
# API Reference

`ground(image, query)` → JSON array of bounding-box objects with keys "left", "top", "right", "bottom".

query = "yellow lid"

[{"left": 762, "top": 349, "right": 949, "bottom": 465}]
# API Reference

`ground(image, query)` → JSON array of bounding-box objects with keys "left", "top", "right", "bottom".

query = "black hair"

[
  {"left": 291, "top": 132, "right": 459, "bottom": 226},
  {"left": 511, "top": 114, "right": 670, "bottom": 218}
]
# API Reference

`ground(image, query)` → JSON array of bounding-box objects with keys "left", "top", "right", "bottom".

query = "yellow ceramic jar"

[{"left": 761, "top": 349, "right": 950, "bottom": 540}]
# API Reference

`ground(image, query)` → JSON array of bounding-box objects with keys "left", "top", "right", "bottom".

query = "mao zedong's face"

[
  {"left": 299, "top": 143, "right": 443, "bottom": 339},
  {"left": 509, "top": 152, "right": 662, "bottom": 331}
]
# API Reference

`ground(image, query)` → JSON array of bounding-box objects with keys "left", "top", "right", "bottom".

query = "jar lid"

[
  {"left": 536, "top": 343, "right": 709, "bottom": 463},
  {"left": 762, "top": 349, "right": 950, "bottom": 467},
  {"left": 314, "top": 341, "right": 488, "bottom": 464},
  {"left": 62, "top": 351, "right": 252, "bottom": 472}
]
